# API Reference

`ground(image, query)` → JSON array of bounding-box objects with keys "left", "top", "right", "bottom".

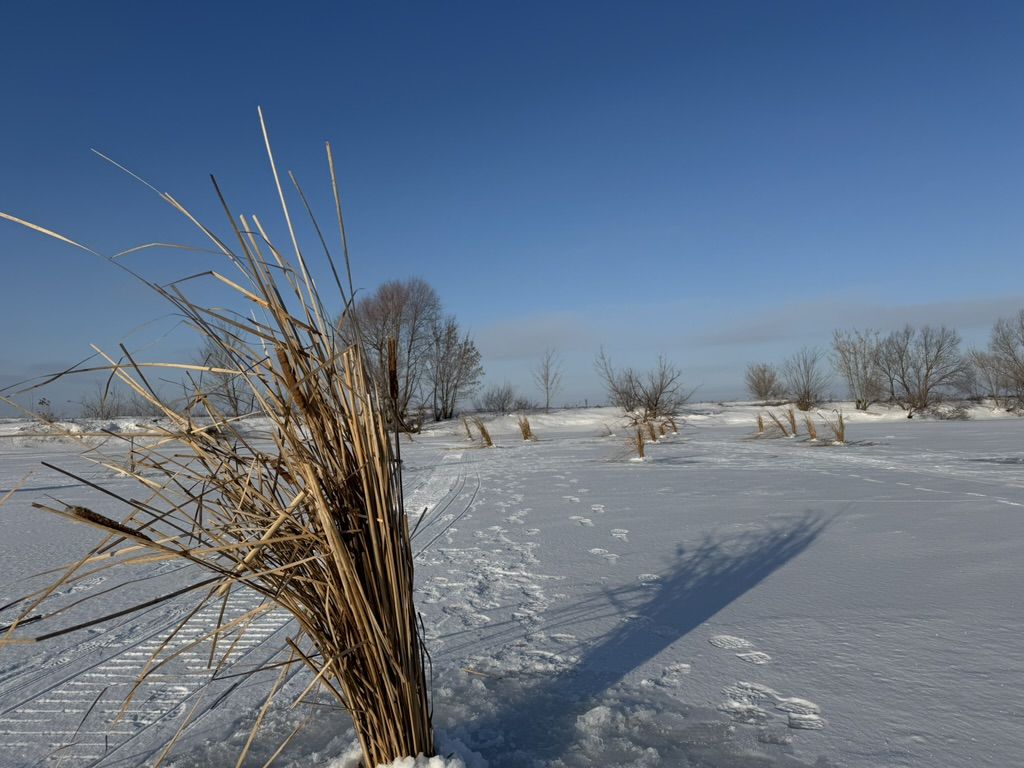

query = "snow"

[{"left": 1, "top": 403, "right": 1022, "bottom": 766}]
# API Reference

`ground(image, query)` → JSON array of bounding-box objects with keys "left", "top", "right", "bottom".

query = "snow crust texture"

[{"left": 1, "top": 404, "right": 1022, "bottom": 767}]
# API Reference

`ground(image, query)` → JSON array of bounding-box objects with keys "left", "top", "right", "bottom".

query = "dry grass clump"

[
  {"left": 631, "top": 426, "right": 646, "bottom": 459},
  {"left": 461, "top": 415, "right": 473, "bottom": 440},
  {"left": 821, "top": 409, "right": 846, "bottom": 443},
  {"left": 785, "top": 406, "right": 798, "bottom": 435},
  {"left": 766, "top": 410, "right": 791, "bottom": 437},
  {"left": 516, "top": 414, "right": 535, "bottom": 441},
  {"left": 0, "top": 113, "right": 434, "bottom": 766},
  {"left": 756, "top": 413, "right": 765, "bottom": 435},
  {"left": 804, "top": 414, "right": 818, "bottom": 441},
  {"left": 471, "top": 416, "right": 494, "bottom": 447}
]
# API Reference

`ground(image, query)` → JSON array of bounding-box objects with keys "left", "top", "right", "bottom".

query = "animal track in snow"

[
  {"left": 569, "top": 515, "right": 594, "bottom": 526},
  {"left": 590, "top": 504, "right": 605, "bottom": 514},
  {"left": 637, "top": 573, "right": 661, "bottom": 584},
  {"left": 736, "top": 651, "right": 772, "bottom": 665},
  {"left": 525, "top": 528, "right": 541, "bottom": 535},
  {"left": 611, "top": 528, "right": 629, "bottom": 542},
  {"left": 709, "top": 634, "right": 753, "bottom": 650},
  {"left": 563, "top": 495, "right": 581, "bottom": 503}
]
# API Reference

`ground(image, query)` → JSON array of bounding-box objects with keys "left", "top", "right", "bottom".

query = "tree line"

[{"left": 746, "top": 310, "right": 1024, "bottom": 416}]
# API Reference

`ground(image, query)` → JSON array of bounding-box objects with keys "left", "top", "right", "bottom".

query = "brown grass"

[
  {"left": 516, "top": 414, "right": 535, "bottom": 441},
  {"left": 804, "top": 414, "right": 818, "bottom": 441},
  {"left": 756, "top": 413, "right": 765, "bottom": 435},
  {"left": 767, "top": 410, "right": 790, "bottom": 437},
  {"left": 631, "top": 426, "right": 646, "bottom": 459},
  {"left": 821, "top": 409, "right": 846, "bottom": 443},
  {"left": 461, "top": 415, "right": 473, "bottom": 440},
  {"left": 0, "top": 111, "right": 434, "bottom": 766},
  {"left": 785, "top": 406, "right": 798, "bottom": 435},
  {"left": 471, "top": 416, "right": 494, "bottom": 447}
]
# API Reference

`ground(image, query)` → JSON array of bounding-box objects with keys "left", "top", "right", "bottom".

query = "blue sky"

[{"left": 2, "top": 1, "right": 1023, "bottom": 412}]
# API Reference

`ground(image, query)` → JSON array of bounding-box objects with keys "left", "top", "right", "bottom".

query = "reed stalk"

[{"left": 0, "top": 111, "right": 434, "bottom": 766}]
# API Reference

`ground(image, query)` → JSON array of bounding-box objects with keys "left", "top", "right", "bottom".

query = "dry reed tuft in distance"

[
  {"left": 0, "top": 111, "right": 434, "bottom": 767},
  {"left": 756, "top": 413, "right": 765, "bottom": 434},
  {"left": 631, "top": 426, "right": 646, "bottom": 459},
  {"left": 785, "top": 406, "right": 798, "bottom": 435},
  {"left": 805, "top": 415, "right": 818, "bottom": 441},
  {"left": 471, "top": 416, "right": 494, "bottom": 447},
  {"left": 767, "top": 410, "right": 790, "bottom": 437},
  {"left": 516, "top": 414, "right": 535, "bottom": 441},
  {"left": 821, "top": 409, "right": 846, "bottom": 443}
]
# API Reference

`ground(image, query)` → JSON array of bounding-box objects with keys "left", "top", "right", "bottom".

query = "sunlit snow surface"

[{"left": 0, "top": 403, "right": 1021, "bottom": 767}]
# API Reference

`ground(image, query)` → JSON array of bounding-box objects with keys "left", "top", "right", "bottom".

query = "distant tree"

[
  {"left": 595, "top": 348, "right": 640, "bottom": 412},
  {"left": 533, "top": 348, "right": 563, "bottom": 413},
  {"left": 425, "top": 315, "right": 484, "bottom": 421},
  {"left": 595, "top": 348, "right": 691, "bottom": 420},
  {"left": 340, "top": 278, "right": 442, "bottom": 425},
  {"left": 783, "top": 347, "right": 830, "bottom": 411},
  {"left": 831, "top": 329, "right": 885, "bottom": 410},
  {"left": 880, "top": 324, "right": 970, "bottom": 417},
  {"left": 79, "top": 384, "right": 130, "bottom": 419},
  {"left": 475, "top": 383, "right": 532, "bottom": 413},
  {"left": 744, "top": 363, "right": 782, "bottom": 402},
  {"left": 193, "top": 325, "right": 257, "bottom": 417},
  {"left": 984, "top": 309, "right": 1024, "bottom": 406}
]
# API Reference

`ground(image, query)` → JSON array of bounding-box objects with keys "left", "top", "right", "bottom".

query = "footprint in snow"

[
  {"left": 709, "top": 634, "right": 754, "bottom": 650},
  {"left": 569, "top": 515, "right": 594, "bottom": 526},
  {"left": 588, "top": 547, "right": 620, "bottom": 563},
  {"left": 611, "top": 528, "right": 629, "bottom": 542},
  {"left": 563, "top": 495, "right": 581, "bottom": 503},
  {"left": 720, "top": 681, "right": 826, "bottom": 731},
  {"left": 590, "top": 504, "right": 605, "bottom": 514},
  {"left": 637, "top": 573, "right": 661, "bottom": 584},
  {"left": 736, "top": 651, "right": 772, "bottom": 665}
]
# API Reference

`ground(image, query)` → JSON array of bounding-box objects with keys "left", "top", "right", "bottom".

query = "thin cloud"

[{"left": 693, "top": 296, "right": 1024, "bottom": 347}]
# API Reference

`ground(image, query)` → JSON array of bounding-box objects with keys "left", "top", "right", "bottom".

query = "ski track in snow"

[{"left": 0, "top": 577, "right": 294, "bottom": 766}]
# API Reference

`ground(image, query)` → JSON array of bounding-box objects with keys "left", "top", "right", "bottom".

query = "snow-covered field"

[{"left": 1, "top": 403, "right": 1021, "bottom": 767}]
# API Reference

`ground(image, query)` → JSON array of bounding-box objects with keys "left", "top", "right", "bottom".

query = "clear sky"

[{"left": 2, "top": 1, "right": 1023, "bottom": 413}]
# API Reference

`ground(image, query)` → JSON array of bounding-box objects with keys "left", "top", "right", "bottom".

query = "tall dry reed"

[{"left": 0, "top": 110, "right": 433, "bottom": 766}]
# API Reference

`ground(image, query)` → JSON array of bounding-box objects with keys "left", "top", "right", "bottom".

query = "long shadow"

[{"left": 460, "top": 512, "right": 828, "bottom": 766}]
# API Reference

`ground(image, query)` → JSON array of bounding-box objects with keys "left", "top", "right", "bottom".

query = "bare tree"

[
  {"left": 783, "top": 347, "right": 830, "bottom": 411},
  {"left": 879, "top": 325, "right": 913, "bottom": 403},
  {"left": 595, "top": 348, "right": 691, "bottom": 420},
  {"left": 832, "top": 329, "right": 885, "bottom": 410},
  {"left": 595, "top": 348, "right": 640, "bottom": 412},
  {"left": 985, "top": 309, "right": 1024, "bottom": 406},
  {"left": 475, "top": 383, "right": 532, "bottom": 413},
  {"left": 425, "top": 315, "right": 484, "bottom": 421},
  {"left": 967, "top": 349, "right": 1007, "bottom": 406},
  {"left": 79, "top": 383, "right": 129, "bottom": 419},
  {"left": 533, "top": 348, "right": 563, "bottom": 412},
  {"left": 194, "top": 325, "right": 257, "bottom": 417},
  {"left": 341, "top": 278, "right": 441, "bottom": 424},
  {"left": 880, "top": 324, "right": 969, "bottom": 417},
  {"left": 744, "top": 362, "right": 782, "bottom": 402}
]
